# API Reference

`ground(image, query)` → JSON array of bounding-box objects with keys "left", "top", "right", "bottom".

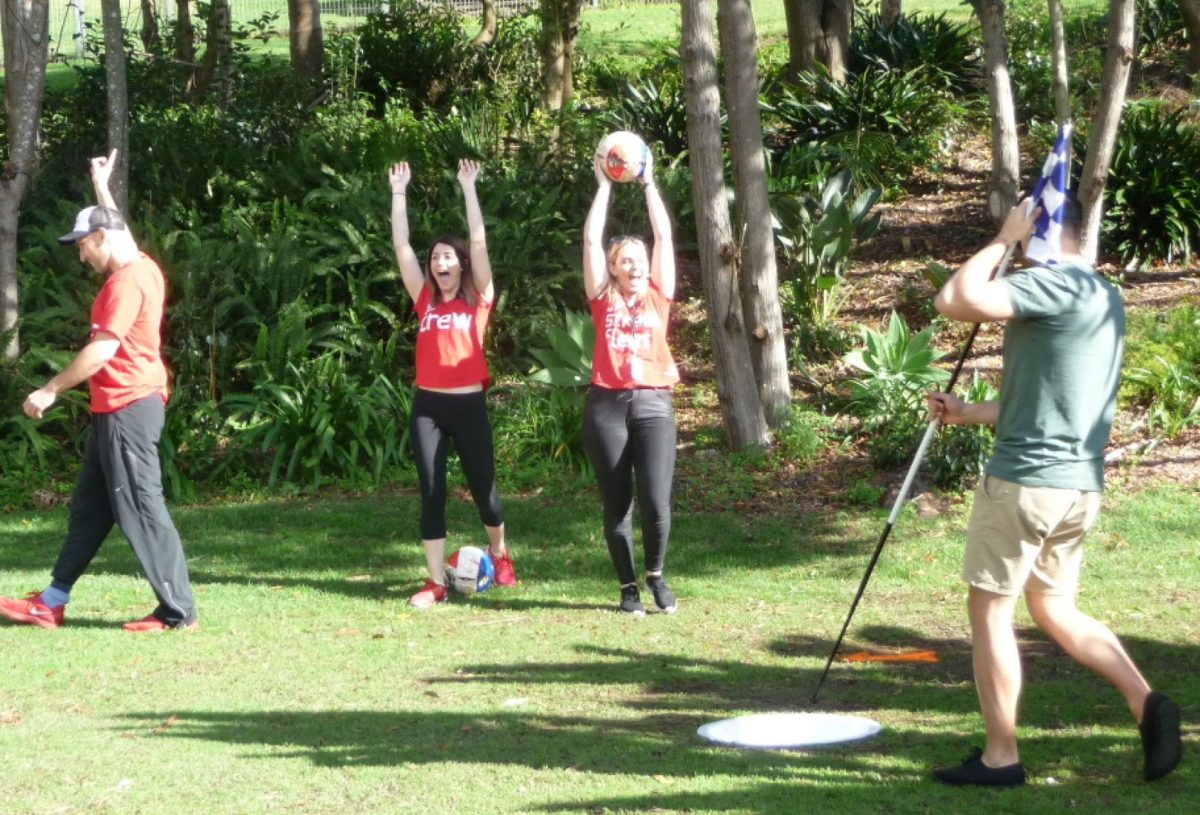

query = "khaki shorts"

[{"left": 963, "top": 475, "right": 1102, "bottom": 596}]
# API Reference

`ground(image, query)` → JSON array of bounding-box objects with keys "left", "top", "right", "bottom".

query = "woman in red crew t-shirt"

[
  {"left": 388, "top": 159, "right": 516, "bottom": 608},
  {"left": 581, "top": 149, "right": 680, "bottom": 616}
]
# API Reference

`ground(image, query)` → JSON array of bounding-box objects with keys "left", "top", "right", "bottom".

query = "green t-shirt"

[{"left": 986, "top": 260, "right": 1124, "bottom": 492}]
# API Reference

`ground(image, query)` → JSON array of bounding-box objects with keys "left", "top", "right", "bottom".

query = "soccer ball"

[
  {"left": 596, "top": 131, "right": 649, "bottom": 184},
  {"left": 446, "top": 546, "right": 495, "bottom": 595}
]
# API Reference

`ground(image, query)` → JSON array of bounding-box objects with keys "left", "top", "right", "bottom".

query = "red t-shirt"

[
  {"left": 589, "top": 284, "right": 679, "bottom": 389},
  {"left": 89, "top": 254, "right": 170, "bottom": 414},
  {"left": 413, "top": 285, "right": 493, "bottom": 389}
]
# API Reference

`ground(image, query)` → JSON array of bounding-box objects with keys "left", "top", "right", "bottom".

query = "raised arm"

[
  {"left": 457, "top": 160, "right": 493, "bottom": 302},
  {"left": 641, "top": 152, "right": 675, "bottom": 300},
  {"left": 583, "top": 156, "right": 613, "bottom": 300},
  {"left": 90, "top": 149, "right": 119, "bottom": 211},
  {"left": 936, "top": 202, "right": 1037, "bottom": 323},
  {"left": 389, "top": 162, "right": 426, "bottom": 302}
]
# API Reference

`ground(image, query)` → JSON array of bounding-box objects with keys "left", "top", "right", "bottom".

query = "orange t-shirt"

[
  {"left": 413, "top": 286, "right": 493, "bottom": 389},
  {"left": 89, "top": 254, "right": 170, "bottom": 414},
  {"left": 589, "top": 284, "right": 679, "bottom": 389}
]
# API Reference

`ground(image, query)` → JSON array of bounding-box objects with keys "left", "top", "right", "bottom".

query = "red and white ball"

[
  {"left": 446, "top": 546, "right": 495, "bottom": 595},
  {"left": 596, "top": 131, "right": 649, "bottom": 184}
]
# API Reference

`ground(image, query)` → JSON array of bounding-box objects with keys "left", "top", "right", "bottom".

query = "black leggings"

[
  {"left": 583, "top": 386, "right": 676, "bottom": 586},
  {"left": 411, "top": 389, "right": 504, "bottom": 540}
]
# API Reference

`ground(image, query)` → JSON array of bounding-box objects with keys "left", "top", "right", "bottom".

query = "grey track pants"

[{"left": 51, "top": 395, "right": 197, "bottom": 627}]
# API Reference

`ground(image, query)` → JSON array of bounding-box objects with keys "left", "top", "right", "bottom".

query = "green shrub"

[
  {"left": 928, "top": 374, "right": 997, "bottom": 492},
  {"left": 766, "top": 65, "right": 960, "bottom": 190},
  {"left": 1122, "top": 305, "right": 1200, "bottom": 438},
  {"left": 774, "top": 170, "right": 882, "bottom": 336},
  {"left": 777, "top": 403, "right": 834, "bottom": 464},
  {"left": 1135, "top": 0, "right": 1186, "bottom": 53},
  {"left": 491, "top": 382, "right": 590, "bottom": 484},
  {"left": 850, "top": 9, "right": 981, "bottom": 95},
  {"left": 1104, "top": 104, "right": 1200, "bottom": 268}
]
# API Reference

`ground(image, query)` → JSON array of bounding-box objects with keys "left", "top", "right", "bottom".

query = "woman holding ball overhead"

[
  {"left": 388, "top": 159, "right": 516, "bottom": 608},
  {"left": 582, "top": 142, "right": 680, "bottom": 616}
]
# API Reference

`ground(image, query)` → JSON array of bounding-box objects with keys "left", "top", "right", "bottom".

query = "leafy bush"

[
  {"left": 928, "top": 374, "right": 997, "bottom": 491},
  {"left": 776, "top": 403, "right": 834, "bottom": 464},
  {"left": 354, "top": 0, "right": 487, "bottom": 112},
  {"left": 491, "top": 382, "right": 590, "bottom": 484},
  {"left": 1122, "top": 305, "right": 1200, "bottom": 438},
  {"left": 766, "top": 65, "right": 960, "bottom": 190},
  {"left": 843, "top": 311, "right": 949, "bottom": 470},
  {"left": 1104, "top": 104, "right": 1200, "bottom": 267},
  {"left": 1135, "top": 0, "right": 1186, "bottom": 53},
  {"left": 774, "top": 170, "right": 882, "bottom": 333},
  {"left": 601, "top": 79, "right": 691, "bottom": 162},
  {"left": 529, "top": 309, "right": 595, "bottom": 387},
  {"left": 850, "top": 10, "right": 981, "bottom": 95}
]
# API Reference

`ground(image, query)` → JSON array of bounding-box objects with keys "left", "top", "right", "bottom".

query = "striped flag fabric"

[{"left": 1023, "top": 122, "right": 1073, "bottom": 265}]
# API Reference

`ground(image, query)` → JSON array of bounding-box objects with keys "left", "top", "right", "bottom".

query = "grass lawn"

[{"left": 1, "top": 481, "right": 1196, "bottom": 813}]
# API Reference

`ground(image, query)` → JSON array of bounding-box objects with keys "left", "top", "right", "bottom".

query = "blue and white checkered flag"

[{"left": 1023, "top": 122, "right": 1073, "bottom": 265}]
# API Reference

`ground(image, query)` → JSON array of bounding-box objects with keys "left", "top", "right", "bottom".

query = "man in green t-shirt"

[{"left": 926, "top": 195, "right": 1181, "bottom": 787}]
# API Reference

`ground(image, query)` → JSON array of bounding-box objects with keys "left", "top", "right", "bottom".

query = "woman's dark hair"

[{"left": 425, "top": 235, "right": 477, "bottom": 306}]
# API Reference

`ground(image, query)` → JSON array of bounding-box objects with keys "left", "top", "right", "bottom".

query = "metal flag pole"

[{"left": 810, "top": 242, "right": 1018, "bottom": 704}]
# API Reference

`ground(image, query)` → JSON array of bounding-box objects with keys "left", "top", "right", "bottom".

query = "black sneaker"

[
  {"left": 933, "top": 748, "right": 1026, "bottom": 788},
  {"left": 1140, "top": 691, "right": 1182, "bottom": 781},
  {"left": 619, "top": 584, "right": 645, "bottom": 617},
  {"left": 646, "top": 575, "right": 677, "bottom": 614}
]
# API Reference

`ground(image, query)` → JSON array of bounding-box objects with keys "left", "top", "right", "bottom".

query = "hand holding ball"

[{"left": 596, "top": 131, "right": 650, "bottom": 184}]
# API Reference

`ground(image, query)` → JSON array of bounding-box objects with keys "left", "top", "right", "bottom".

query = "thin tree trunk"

[
  {"left": 539, "top": 0, "right": 583, "bottom": 110},
  {"left": 783, "top": 1, "right": 851, "bottom": 84},
  {"left": 175, "top": 0, "right": 196, "bottom": 66},
  {"left": 473, "top": 0, "right": 499, "bottom": 46},
  {"left": 1182, "top": 0, "right": 1200, "bottom": 72},
  {"left": 288, "top": 0, "right": 324, "bottom": 80},
  {"left": 1048, "top": 0, "right": 1071, "bottom": 129},
  {"left": 882, "top": 0, "right": 902, "bottom": 27},
  {"left": 195, "top": 0, "right": 233, "bottom": 102},
  {"left": 140, "top": 0, "right": 161, "bottom": 52},
  {"left": 972, "top": 0, "right": 1020, "bottom": 223},
  {"left": 101, "top": 0, "right": 130, "bottom": 213},
  {"left": 680, "top": 0, "right": 771, "bottom": 449},
  {"left": 0, "top": 0, "right": 51, "bottom": 360},
  {"left": 717, "top": 0, "right": 790, "bottom": 429},
  {"left": 1078, "top": 0, "right": 1136, "bottom": 264}
]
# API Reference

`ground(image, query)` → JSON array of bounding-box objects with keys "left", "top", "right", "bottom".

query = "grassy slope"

[{"left": 0, "top": 483, "right": 1196, "bottom": 814}]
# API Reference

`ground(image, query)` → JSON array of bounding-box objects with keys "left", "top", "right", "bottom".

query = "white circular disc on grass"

[{"left": 697, "top": 712, "right": 882, "bottom": 750}]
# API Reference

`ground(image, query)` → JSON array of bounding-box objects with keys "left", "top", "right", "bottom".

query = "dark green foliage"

[
  {"left": 1104, "top": 104, "right": 1200, "bottom": 267},
  {"left": 850, "top": 10, "right": 981, "bottom": 95},
  {"left": 353, "top": 1, "right": 486, "bottom": 112},
  {"left": 529, "top": 310, "right": 595, "bottom": 388},
  {"left": 928, "top": 374, "right": 997, "bottom": 491},
  {"left": 1135, "top": 0, "right": 1186, "bottom": 53},
  {"left": 767, "top": 65, "right": 960, "bottom": 190},
  {"left": 1122, "top": 305, "right": 1200, "bottom": 438},
  {"left": 491, "top": 383, "right": 591, "bottom": 484}
]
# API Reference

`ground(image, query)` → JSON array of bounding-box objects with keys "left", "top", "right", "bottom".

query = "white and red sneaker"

[
  {"left": 0, "top": 592, "right": 65, "bottom": 629},
  {"left": 409, "top": 579, "right": 449, "bottom": 609}
]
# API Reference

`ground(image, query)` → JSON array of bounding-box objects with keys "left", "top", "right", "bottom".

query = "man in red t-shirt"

[{"left": 0, "top": 150, "right": 198, "bottom": 633}]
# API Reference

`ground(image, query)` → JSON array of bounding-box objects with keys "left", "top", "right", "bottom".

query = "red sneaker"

[
  {"left": 491, "top": 549, "right": 517, "bottom": 587},
  {"left": 409, "top": 579, "right": 449, "bottom": 609},
  {"left": 0, "top": 592, "right": 64, "bottom": 629},
  {"left": 123, "top": 614, "right": 199, "bottom": 633}
]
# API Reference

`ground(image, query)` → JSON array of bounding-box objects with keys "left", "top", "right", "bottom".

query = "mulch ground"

[{"left": 668, "top": 134, "right": 1200, "bottom": 515}]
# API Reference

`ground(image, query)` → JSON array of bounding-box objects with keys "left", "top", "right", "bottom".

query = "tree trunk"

[
  {"left": 194, "top": 0, "right": 233, "bottom": 102},
  {"left": 1048, "top": 0, "right": 1071, "bottom": 130},
  {"left": 1182, "top": 0, "right": 1200, "bottom": 73},
  {"left": 717, "top": 0, "right": 790, "bottom": 429},
  {"left": 882, "top": 0, "right": 902, "bottom": 27},
  {"left": 680, "top": 0, "right": 771, "bottom": 449},
  {"left": 140, "top": 0, "right": 161, "bottom": 52},
  {"left": 288, "top": 0, "right": 324, "bottom": 80},
  {"left": 473, "top": 0, "right": 499, "bottom": 47},
  {"left": 783, "top": 1, "right": 851, "bottom": 84},
  {"left": 175, "top": 0, "right": 196, "bottom": 66},
  {"left": 1078, "top": 0, "right": 1136, "bottom": 264},
  {"left": 971, "top": 0, "right": 1020, "bottom": 223},
  {"left": 101, "top": 0, "right": 130, "bottom": 213},
  {"left": 0, "top": 0, "right": 51, "bottom": 360},
  {"left": 539, "top": 0, "right": 583, "bottom": 110}
]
